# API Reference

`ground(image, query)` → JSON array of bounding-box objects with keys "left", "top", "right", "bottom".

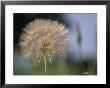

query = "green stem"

[{"left": 44, "top": 56, "right": 47, "bottom": 75}]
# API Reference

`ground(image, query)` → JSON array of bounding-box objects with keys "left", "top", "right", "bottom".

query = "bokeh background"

[{"left": 14, "top": 13, "right": 97, "bottom": 75}]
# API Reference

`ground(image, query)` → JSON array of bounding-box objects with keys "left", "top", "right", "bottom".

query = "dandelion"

[{"left": 19, "top": 19, "right": 69, "bottom": 74}]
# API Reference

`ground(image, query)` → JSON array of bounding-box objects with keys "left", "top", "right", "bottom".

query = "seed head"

[{"left": 19, "top": 19, "right": 69, "bottom": 64}]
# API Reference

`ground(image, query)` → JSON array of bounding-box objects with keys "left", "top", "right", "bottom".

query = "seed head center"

[{"left": 41, "top": 36, "right": 51, "bottom": 48}]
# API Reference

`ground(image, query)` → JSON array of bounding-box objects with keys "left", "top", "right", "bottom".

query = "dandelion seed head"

[{"left": 19, "top": 19, "right": 69, "bottom": 63}]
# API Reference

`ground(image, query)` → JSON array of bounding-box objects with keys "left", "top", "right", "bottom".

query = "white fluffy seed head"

[{"left": 19, "top": 19, "right": 69, "bottom": 63}]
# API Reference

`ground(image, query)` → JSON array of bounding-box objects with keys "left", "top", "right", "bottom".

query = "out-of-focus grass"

[{"left": 14, "top": 56, "right": 97, "bottom": 75}]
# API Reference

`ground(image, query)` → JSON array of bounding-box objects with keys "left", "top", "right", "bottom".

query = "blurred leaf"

[{"left": 76, "top": 22, "right": 82, "bottom": 45}]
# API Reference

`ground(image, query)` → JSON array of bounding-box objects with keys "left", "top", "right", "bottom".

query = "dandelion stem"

[{"left": 44, "top": 56, "right": 47, "bottom": 75}]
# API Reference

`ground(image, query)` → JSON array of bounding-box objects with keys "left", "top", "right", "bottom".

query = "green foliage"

[
  {"left": 76, "top": 22, "right": 82, "bottom": 45},
  {"left": 14, "top": 57, "right": 97, "bottom": 75}
]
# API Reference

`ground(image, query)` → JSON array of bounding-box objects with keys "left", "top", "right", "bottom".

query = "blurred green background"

[
  {"left": 14, "top": 13, "right": 97, "bottom": 75},
  {"left": 14, "top": 50, "right": 97, "bottom": 75}
]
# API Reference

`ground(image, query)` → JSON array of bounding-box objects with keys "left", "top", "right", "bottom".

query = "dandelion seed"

[
  {"left": 48, "top": 54, "right": 52, "bottom": 64},
  {"left": 19, "top": 19, "right": 69, "bottom": 74}
]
